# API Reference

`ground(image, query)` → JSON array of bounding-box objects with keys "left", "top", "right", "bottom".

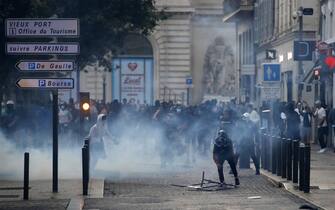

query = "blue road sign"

[
  {"left": 263, "top": 63, "right": 281, "bottom": 82},
  {"left": 186, "top": 78, "right": 192, "bottom": 85},
  {"left": 38, "top": 80, "right": 46, "bottom": 87},
  {"left": 294, "top": 41, "right": 316, "bottom": 61},
  {"left": 28, "top": 62, "right": 36, "bottom": 70}
]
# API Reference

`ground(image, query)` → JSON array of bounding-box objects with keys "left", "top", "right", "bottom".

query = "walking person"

[
  {"left": 313, "top": 101, "right": 328, "bottom": 153},
  {"left": 301, "top": 102, "right": 312, "bottom": 145},
  {"left": 238, "top": 113, "right": 260, "bottom": 175},
  {"left": 88, "top": 114, "right": 114, "bottom": 173}
]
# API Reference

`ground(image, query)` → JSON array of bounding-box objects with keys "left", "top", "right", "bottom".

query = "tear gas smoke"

[{"left": 0, "top": 105, "right": 222, "bottom": 180}]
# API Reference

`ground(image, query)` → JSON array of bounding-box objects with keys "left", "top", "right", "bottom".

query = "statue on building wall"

[{"left": 203, "top": 36, "right": 235, "bottom": 96}]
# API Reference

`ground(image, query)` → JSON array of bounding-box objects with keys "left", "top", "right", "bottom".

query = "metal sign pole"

[
  {"left": 298, "top": 7, "right": 303, "bottom": 100},
  {"left": 52, "top": 90, "right": 58, "bottom": 193}
]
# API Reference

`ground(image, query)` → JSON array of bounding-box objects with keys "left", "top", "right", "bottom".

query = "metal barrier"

[
  {"left": 82, "top": 138, "right": 90, "bottom": 195},
  {"left": 260, "top": 133, "right": 310, "bottom": 193}
]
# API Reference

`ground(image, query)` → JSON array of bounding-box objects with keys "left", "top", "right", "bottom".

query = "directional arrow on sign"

[
  {"left": 15, "top": 60, "right": 75, "bottom": 71},
  {"left": 16, "top": 78, "right": 74, "bottom": 89}
]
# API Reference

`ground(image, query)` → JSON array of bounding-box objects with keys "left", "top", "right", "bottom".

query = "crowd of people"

[{"left": 0, "top": 97, "right": 334, "bottom": 183}]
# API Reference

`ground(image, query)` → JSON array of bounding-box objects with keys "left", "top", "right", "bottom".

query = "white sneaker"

[{"left": 317, "top": 148, "right": 327, "bottom": 153}]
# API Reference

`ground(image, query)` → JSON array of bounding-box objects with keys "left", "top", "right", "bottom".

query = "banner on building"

[{"left": 112, "top": 58, "right": 153, "bottom": 104}]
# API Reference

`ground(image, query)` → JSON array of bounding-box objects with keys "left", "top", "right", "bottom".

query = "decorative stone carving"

[{"left": 203, "top": 36, "right": 235, "bottom": 96}]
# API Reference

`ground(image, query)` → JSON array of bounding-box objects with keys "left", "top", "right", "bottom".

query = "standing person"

[
  {"left": 213, "top": 129, "right": 240, "bottom": 186},
  {"left": 58, "top": 103, "right": 72, "bottom": 145},
  {"left": 301, "top": 102, "right": 312, "bottom": 145},
  {"left": 328, "top": 106, "right": 335, "bottom": 152},
  {"left": 2, "top": 100, "right": 18, "bottom": 142},
  {"left": 238, "top": 113, "right": 260, "bottom": 175},
  {"left": 88, "top": 114, "right": 114, "bottom": 172},
  {"left": 285, "top": 102, "right": 301, "bottom": 140},
  {"left": 313, "top": 101, "right": 328, "bottom": 153}
]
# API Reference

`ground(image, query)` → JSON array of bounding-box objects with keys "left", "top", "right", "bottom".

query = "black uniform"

[{"left": 213, "top": 130, "right": 240, "bottom": 185}]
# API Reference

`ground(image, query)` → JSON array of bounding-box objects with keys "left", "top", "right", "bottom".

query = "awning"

[
  {"left": 222, "top": 9, "right": 241, "bottom": 22},
  {"left": 325, "top": 37, "right": 335, "bottom": 44}
]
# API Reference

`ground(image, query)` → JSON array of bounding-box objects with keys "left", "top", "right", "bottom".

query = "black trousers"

[
  {"left": 213, "top": 152, "right": 238, "bottom": 183},
  {"left": 235, "top": 144, "right": 260, "bottom": 171},
  {"left": 318, "top": 127, "right": 328, "bottom": 149}
]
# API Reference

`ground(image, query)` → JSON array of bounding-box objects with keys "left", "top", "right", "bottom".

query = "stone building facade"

[
  {"left": 254, "top": 0, "right": 320, "bottom": 105},
  {"left": 80, "top": 0, "right": 238, "bottom": 104}
]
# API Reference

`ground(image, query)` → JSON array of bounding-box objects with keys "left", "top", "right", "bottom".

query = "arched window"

[{"left": 119, "top": 34, "right": 153, "bottom": 56}]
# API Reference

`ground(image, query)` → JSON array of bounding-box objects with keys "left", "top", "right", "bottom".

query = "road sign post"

[
  {"left": 16, "top": 60, "right": 75, "bottom": 71},
  {"left": 16, "top": 78, "right": 74, "bottom": 89},
  {"left": 186, "top": 77, "right": 193, "bottom": 105},
  {"left": 6, "top": 18, "right": 79, "bottom": 37},
  {"left": 262, "top": 63, "right": 281, "bottom": 82},
  {"left": 6, "top": 18, "right": 79, "bottom": 194},
  {"left": 52, "top": 91, "right": 58, "bottom": 193},
  {"left": 6, "top": 43, "right": 80, "bottom": 55},
  {"left": 261, "top": 63, "right": 281, "bottom": 101}
]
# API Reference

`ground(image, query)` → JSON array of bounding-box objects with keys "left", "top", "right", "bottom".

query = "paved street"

[
  {"left": 261, "top": 144, "right": 335, "bottom": 210},
  {"left": 84, "top": 167, "right": 317, "bottom": 210}
]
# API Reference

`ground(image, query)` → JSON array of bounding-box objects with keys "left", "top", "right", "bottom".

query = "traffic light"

[
  {"left": 314, "top": 68, "right": 320, "bottom": 80},
  {"left": 325, "top": 56, "right": 335, "bottom": 70},
  {"left": 80, "top": 92, "right": 90, "bottom": 118}
]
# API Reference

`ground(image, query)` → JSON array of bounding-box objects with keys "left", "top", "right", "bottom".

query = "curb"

[
  {"left": 260, "top": 169, "right": 327, "bottom": 210},
  {"left": 66, "top": 178, "right": 104, "bottom": 210}
]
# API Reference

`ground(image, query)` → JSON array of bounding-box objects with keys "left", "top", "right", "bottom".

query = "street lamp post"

[
  {"left": 102, "top": 72, "right": 106, "bottom": 103},
  {"left": 298, "top": 6, "right": 304, "bottom": 100}
]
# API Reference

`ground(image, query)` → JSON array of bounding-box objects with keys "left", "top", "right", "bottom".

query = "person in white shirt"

[
  {"left": 313, "top": 101, "right": 328, "bottom": 153},
  {"left": 88, "top": 114, "right": 114, "bottom": 170}
]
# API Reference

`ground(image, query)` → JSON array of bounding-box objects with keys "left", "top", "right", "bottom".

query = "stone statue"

[{"left": 203, "top": 36, "right": 235, "bottom": 96}]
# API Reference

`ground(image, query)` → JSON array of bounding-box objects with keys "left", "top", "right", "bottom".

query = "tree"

[{"left": 0, "top": 0, "right": 166, "bottom": 101}]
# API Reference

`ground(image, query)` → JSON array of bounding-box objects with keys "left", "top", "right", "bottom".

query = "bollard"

[
  {"left": 263, "top": 134, "right": 268, "bottom": 170},
  {"left": 292, "top": 140, "right": 299, "bottom": 183},
  {"left": 303, "top": 145, "right": 311, "bottom": 193},
  {"left": 267, "top": 134, "right": 272, "bottom": 171},
  {"left": 82, "top": 146, "right": 88, "bottom": 195},
  {"left": 23, "top": 152, "right": 29, "bottom": 200},
  {"left": 255, "top": 131, "right": 261, "bottom": 171},
  {"left": 265, "top": 134, "right": 270, "bottom": 171},
  {"left": 276, "top": 137, "right": 282, "bottom": 176},
  {"left": 261, "top": 133, "right": 266, "bottom": 169},
  {"left": 260, "top": 134, "right": 265, "bottom": 169},
  {"left": 84, "top": 139, "right": 90, "bottom": 180},
  {"left": 299, "top": 145, "right": 305, "bottom": 191},
  {"left": 281, "top": 138, "right": 287, "bottom": 179},
  {"left": 271, "top": 136, "right": 277, "bottom": 174},
  {"left": 287, "top": 139, "right": 292, "bottom": 181}
]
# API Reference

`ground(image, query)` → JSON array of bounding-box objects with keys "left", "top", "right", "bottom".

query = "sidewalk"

[
  {"left": 261, "top": 144, "right": 335, "bottom": 210},
  {"left": 0, "top": 179, "right": 104, "bottom": 210}
]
